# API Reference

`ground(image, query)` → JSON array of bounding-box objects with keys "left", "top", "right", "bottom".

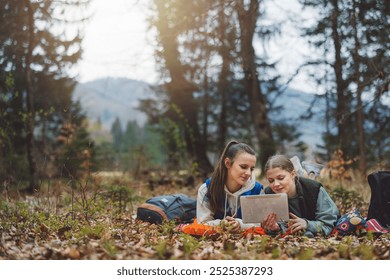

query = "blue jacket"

[
  {"left": 196, "top": 176, "right": 263, "bottom": 228},
  {"left": 205, "top": 178, "right": 263, "bottom": 219}
]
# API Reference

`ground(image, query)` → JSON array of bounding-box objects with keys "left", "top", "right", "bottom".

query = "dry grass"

[{"left": 0, "top": 172, "right": 389, "bottom": 260}]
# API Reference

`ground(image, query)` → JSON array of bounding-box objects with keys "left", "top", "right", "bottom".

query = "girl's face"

[
  {"left": 225, "top": 152, "right": 256, "bottom": 192},
  {"left": 266, "top": 167, "right": 296, "bottom": 197}
]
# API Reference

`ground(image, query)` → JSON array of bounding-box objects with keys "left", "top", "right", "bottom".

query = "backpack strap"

[
  {"left": 242, "top": 181, "right": 263, "bottom": 195},
  {"left": 205, "top": 178, "right": 263, "bottom": 194}
]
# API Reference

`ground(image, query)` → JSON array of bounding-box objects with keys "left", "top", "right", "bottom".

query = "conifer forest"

[{"left": 0, "top": 0, "right": 389, "bottom": 260}]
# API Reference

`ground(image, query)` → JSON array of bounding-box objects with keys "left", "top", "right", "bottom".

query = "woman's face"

[
  {"left": 266, "top": 167, "right": 296, "bottom": 197},
  {"left": 225, "top": 152, "right": 256, "bottom": 192}
]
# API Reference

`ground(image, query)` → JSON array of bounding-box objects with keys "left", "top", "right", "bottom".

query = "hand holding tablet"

[{"left": 240, "top": 193, "right": 289, "bottom": 223}]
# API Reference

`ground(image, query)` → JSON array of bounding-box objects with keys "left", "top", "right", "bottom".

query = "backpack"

[
  {"left": 136, "top": 194, "right": 196, "bottom": 224},
  {"left": 367, "top": 171, "right": 390, "bottom": 228},
  {"left": 335, "top": 209, "right": 367, "bottom": 236}
]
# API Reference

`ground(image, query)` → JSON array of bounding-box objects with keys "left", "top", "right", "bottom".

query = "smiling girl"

[
  {"left": 196, "top": 140, "right": 263, "bottom": 233},
  {"left": 262, "top": 155, "right": 339, "bottom": 237}
]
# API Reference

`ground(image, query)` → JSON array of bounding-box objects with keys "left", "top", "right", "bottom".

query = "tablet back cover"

[{"left": 240, "top": 194, "right": 289, "bottom": 223}]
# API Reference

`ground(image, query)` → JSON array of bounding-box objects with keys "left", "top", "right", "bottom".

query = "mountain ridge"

[
  {"left": 73, "top": 77, "right": 154, "bottom": 130},
  {"left": 72, "top": 77, "right": 326, "bottom": 151}
]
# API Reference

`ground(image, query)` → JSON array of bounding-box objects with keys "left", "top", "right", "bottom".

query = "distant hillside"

[
  {"left": 269, "top": 88, "right": 326, "bottom": 151},
  {"left": 73, "top": 77, "right": 153, "bottom": 130},
  {"left": 73, "top": 77, "right": 326, "bottom": 150}
]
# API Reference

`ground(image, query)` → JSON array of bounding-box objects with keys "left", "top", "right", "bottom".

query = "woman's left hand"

[
  {"left": 224, "top": 216, "right": 241, "bottom": 233},
  {"left": 288, "top": 213, "right": 307, "bottom": 233}
]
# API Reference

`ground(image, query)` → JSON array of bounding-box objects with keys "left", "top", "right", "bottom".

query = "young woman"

[
  {"left": 261, "top": 155, "right": 339, "bottom": 237},
  {"left": 197, "top": 140, "right": 263, "bottom": 233}
]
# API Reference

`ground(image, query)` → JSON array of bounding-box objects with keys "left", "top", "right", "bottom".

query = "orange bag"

[
  {"left": 180, "top": 219, "right": 266, "bottom": 238},
  {"left": 181, "top": 219, "right": 221, "bottom": 237},
  {"left": 242, "top": 227, "right": 266, "bottom": 237}
]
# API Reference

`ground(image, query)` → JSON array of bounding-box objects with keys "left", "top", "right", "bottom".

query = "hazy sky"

[
  {"left": 78, "top": 0, "right": 157, "bottom": 84},
  {"left": 77, "top": 0, "right": 317, "bottom": 93}
]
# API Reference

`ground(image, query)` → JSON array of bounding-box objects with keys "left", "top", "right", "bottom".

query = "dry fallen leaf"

[{"left": 62, "top": 247, "right": 81, "bottom": 259}]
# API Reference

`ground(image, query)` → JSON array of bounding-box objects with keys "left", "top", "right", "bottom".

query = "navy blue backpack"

[{"left": 136, "top": 194, "right": 197, "bottom": 224}]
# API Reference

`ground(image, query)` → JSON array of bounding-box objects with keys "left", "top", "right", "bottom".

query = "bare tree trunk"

[
  {"left": 331, "top": 0, "right": 348, "bottom": 153},
  {"left": 216, "top": 2, "right": 230, "bottom": 150},
  {"left": 155, "top": 0, "right": 213, "bottom": 174},
  {"left": 236, "top": 0, "right": 275, "bottom": 169},
  {"left": 201, "top": 70, "right": 209, "bottom": 152},
  {"left": 25, "top": 0, "right": 38, "bottom": 193},
  {"left": 351, "top": 0, "right": 366, "bottom": 176},
  {"left": 324, "top": 43, "right": 333, "bottom": 161}
]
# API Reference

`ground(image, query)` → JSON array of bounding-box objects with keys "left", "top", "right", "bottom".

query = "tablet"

[{"left": 240, "top": 193, "right": 289, "bottom": 223}]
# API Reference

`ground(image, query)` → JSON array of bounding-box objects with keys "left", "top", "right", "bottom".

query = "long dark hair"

[{"left": 206, "top": 140, "right": 256, "bottom": 214}]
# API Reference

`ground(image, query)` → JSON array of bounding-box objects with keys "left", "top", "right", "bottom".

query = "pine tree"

[
  {"left": 299, "top": 0, "right": 389, "bottom": 170},
  {"left": 110, "top": 117, "right": 123, "bottom": 151},
  {"left": 147, "top": 0, "right": 283, "bottom": 171},
  {"left": 0, "top": 0, "right": 90, "bottom": 190}
]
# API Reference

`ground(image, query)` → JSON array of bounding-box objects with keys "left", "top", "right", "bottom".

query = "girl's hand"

[
  {"left": 288, "top": 213, "right": 307, "bottom": 233},
  {"left": 223, "top": 216, "right": 241, "bottom": 233},
  {"left": 261, "top": 212, "right": 280, "bottom": 232}
]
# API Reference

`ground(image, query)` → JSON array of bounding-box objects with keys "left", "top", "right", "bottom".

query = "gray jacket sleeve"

[
  {"left": 306, "top": 188, "right": 339, "bottom": 236},
  {"left": 196, "top": 183, "right": 222, "bottom": 226}
]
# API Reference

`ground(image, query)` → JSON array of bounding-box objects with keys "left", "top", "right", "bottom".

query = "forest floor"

[{"left": 0, "top": 171, "right": 389, "bottom": 260}]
